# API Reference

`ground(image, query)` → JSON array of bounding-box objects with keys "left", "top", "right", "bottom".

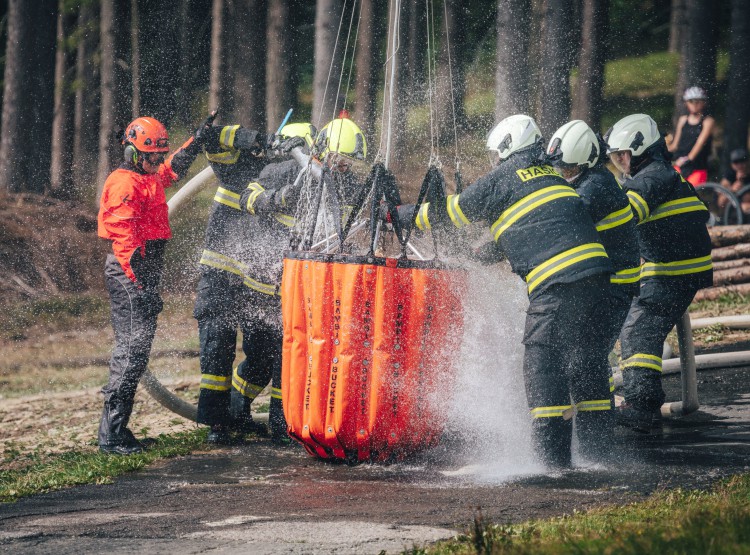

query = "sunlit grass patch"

[
  {"left": 419, "top": 474, "right": 750, "bottom": 554},
  {"left": 0, "top": 429, "right": 206, "bottom": 503}
]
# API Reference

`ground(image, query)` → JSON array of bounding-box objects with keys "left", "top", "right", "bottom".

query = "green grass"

[
  {"left": 417, "top": 474, "right": 750, "bottom": 555},
  {"left": 690, "top": 292, "right": 750, "bottom": 317},
  {"left": 0, "top": 429, "right": 206, "bottom": 503},
  {"left": 0, "top": 294, "right": 110, "bottom": 341}
]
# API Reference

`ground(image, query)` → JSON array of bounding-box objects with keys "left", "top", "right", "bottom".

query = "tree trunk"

[
  {"left": 712, "top": 258, "right": 750, "bottom": 272},
  {"left": 694, "top": 283, "right": 750, "bottom": 302},
  {"left": 209, "top": 0, "right": 225, "bottom": 117},
  {"left": 406, "top": 0, "right": 426, "bottom": 101},
  {"left": 712, "top": 266, "right": 750, "bottom": 286},
  {"left": 537, "top": 0, "right": 575, "bottom": 136},
  {"left": 673, "top": 0, "right": 717, "bottom": 126},
  {"left": 72, "top": 1, "right": 99, "bottom": 200},
  {"left": 711, "top": 243, "right": 750, "bottom": 262},
  {"left": 50, "top": 1, "right": 76, "bottom": 198},
  {"left": 131, "top": 0, "right": 140, "bottom": 116},
  {"left": 436, "top": 0, "right": 465, "bottom": 146},
  {"left": 266, "top": 0, "right": 296, "bottom": 132},
  {"left": 231, "top": 0, "right": 267, "bottom": 130},
  {"left": 0, "top": 0, "right": 57, "bottom": 194},
  {"left": 722, "top": 0, "right": 750, "bottom": 175},
  {"left": 709, "top": 225, "right": 750, "bottom": 248},
  {"left": 97, "top": 0, "right": 131, "bottom": 200},
  {"left": 313, "top": 0, "right": 345, "bottom": 128},
  {"left": 354, "top": 0, "right": 382, "bottom": 145},
  {"left": 571, "top": 0, "right": 608, "bottom": 132},
  {"left": 668, "top": 0, "right": 687, "bottom": 54},
  {"left": 495, "top": 0, "right": 531, "bottom": 119},
  {"left": 173, "top": 0, "right": 192, "bottom": 126}
]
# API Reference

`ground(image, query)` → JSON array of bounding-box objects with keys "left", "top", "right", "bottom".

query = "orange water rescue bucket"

[{"left": 281, "top": 251, "right": 466, "bottom": 463}]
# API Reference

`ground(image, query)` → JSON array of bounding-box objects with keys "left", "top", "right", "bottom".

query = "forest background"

[{"left": 1, "top": 0, "right": 748, "bottom": 202}]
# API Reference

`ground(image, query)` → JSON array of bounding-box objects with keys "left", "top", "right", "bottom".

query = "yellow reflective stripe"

[
  {"left": 446, "top": 194, "right": 470, "bottom": 228},
  {"left": 491, "top": 185, "right": 579, "bottom": 240},
  {"left": 641, "top": 255, "right": 713, "bottom": 278},
  {"left": 626, "top": 191, "right": 649, "bottom": 222},
  {"left": 271, "top": 387, "right": 282, "bottom": 400},
  {"left": 640, "top": 196, "right": 707, "bottom": 224},
  {"left": 609, "top": 375, "right": 615, "bottom": 393},
  {"left": 576, "top": 399, "right": 612, "bottom": 412},
  {"left": 611, "top": 266, "right": 641, "bottom": 284},
  {"left": 622, "top": 353, "right": 663, "bottom": 372},
  {"left": 232, "top": 371, "right": 265, "bottom": 399},
  {"left": 243, "top": 275, "right": 277, "bottom": 296},
  {"left": 199, "top": 249, "right": 278, "bottom": 296},
  {"left": 273, "top": 213, "right": 296, "bottom": 227},
  {"left": 220, "top": 125, "right": 240, "bottom": 148},
  {"left": 200, "top": 374, "right": 230, "bottom": 392},
  {"left": 531, "top": 405, "right": 572, "bottom": 418},
  {"left": 213, "top": 187, "right": 241, "bottom": 210},
  {"left": 416, "top": 203, "right": 431, "bottom": 231},
  {"left": 245, "top": 182, "right": 266, "bottom": 215},
  {"left": 596, "top": 205, "right": 633, "bottom": 231},
  {"left": 525, "top": 243, "right": 609, "bottom": 294},
  {"left": 199, "top": 249, "right": 246, "bottom": 277},
  {"left": 205, "top": 149, "right": 241, "bottom": 164}
]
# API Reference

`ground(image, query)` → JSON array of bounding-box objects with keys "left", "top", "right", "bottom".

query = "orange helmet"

[{"left": 123, "top": 117, "right": 169, "bottom": 153}]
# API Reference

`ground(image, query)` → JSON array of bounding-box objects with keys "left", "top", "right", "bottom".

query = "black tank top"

[{"left": 675, "top": 116, "right": 711, "bottom": 169}]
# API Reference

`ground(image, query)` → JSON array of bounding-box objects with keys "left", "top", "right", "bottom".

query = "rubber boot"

[
  {"left": 229, "top": 388, "right": 268, "bottom": 436},
  {"left": 269, "top": 395, "right": 290, "bottom": 446},
  {"left": 532, "top": 418, "right": 572, "bottom": 470},
  {"left": 576, "top": 410, "right": 615, "bottom": 463},
  {"left": 98, "top": 400, "right": 143, "bottom": 455}
]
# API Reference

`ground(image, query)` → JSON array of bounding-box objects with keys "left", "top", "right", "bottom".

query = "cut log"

[
  {"left": 712, "top": 243, "right": 750, "bottom": 261},
  {"left": 713, "top": 266, "right": 750, "bottom": 286},
  {"left": 694, "top": 283, "right": 750, "bottom": 302},
  {"left": 709, "top": 225, "right": 750, "bottom": 248},
  {"left": 712, "top": 258, "right": 750, "bottom": 271}
]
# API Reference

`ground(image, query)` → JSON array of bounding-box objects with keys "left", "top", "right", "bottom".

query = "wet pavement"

[{"left": 2, "top": 366, "right": 750, "bottom": 554}]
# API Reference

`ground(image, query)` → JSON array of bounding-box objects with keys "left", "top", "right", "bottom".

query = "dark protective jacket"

[
  {"left": 623, "top": 158, "right": 712, "bottom": 287},
  {"left": 572, "top": 166, "right": 641, "bottom": 292},
  {"left": 199, "top": 127, "right": 299, "bottom": 296},
  {"left": 413, "top": 147, "right": 612, "bottom": 296},
  {"left": 98, "top": 137, "right": 201, "bottom": 282}
]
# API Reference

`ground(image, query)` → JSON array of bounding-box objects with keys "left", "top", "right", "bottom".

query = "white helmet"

[
  {"left": 683, "top": 86, "right": 707, "bottom": 101},
  {"left": 605, "top": 114, "right": 660, "bottom": 157},
  {"left": 547, "top": 120, "right": 599, "bottom": 169},
  {"left": 486, "top": 114, "right": 542, "bottom": 163}
]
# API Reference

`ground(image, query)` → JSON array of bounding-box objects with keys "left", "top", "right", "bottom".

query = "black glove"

[
  {"left": 277, "top": 136, "right": 306, "bottom": 153},
  {"left": 193, "top": 110, "right": 218, "bottom": 147}
]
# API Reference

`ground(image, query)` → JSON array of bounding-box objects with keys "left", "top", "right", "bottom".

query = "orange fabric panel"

[{"left": 281, "top": 254, "right": 466, "bottom": 463}]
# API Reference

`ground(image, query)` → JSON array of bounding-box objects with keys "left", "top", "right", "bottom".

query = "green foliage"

[
  {"left": 0, "top": 294, "right": 109, "bottom": 340},
  {"left": 420, "top": 475, "right": 750, "bottom": 554},
  {"left": 0, "top": 429, "right": 206, "bottom": 503},
  {"left": 690, "top": 293, "right": 750, "bottom": 318}
]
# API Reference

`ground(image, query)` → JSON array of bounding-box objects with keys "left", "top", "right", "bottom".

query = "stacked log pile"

[{"left": 696, "top": 225, "right": 750, "bottom": 301}]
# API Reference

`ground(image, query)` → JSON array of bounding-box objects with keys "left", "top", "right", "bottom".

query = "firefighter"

[
  {"left": 606, "top": 114, "right": 712, "bottom": 431},
  {"left": 97, "top": 115, "right": 211, "bottom": 455},
  {"left": 196, "top": 122, "right": 316, "bottom": 445},
  {"left": 395, "top": 114, "right": 613, "bottom": 468},
  {"left": 546, "top": 120, "right": 641, "bottom": 393}
]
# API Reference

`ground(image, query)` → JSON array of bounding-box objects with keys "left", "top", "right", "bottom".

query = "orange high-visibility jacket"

[{"left": 97, "top": 163, "right": 178, "bottom": 282}]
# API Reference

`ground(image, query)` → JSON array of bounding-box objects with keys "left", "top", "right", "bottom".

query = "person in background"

[
  {"left": 97, "top": 115, "right": 211, "bottom": 455},
  {"left": 720, "top": 148, "right": 750, "bottom": 215},
  {"left": 668, "top": 86, "right": 715, "bottom": 186}
]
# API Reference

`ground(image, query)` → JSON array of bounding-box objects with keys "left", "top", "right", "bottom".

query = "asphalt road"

[{"left": 2, "top": 367, "right": 750, "bottom": 554}]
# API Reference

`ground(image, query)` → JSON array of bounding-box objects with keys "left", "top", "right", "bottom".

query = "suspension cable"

[
  {"left": 333, "top": 0, "right": 360, "bottom": 120},
  {"left": 442, "top": 0, "right": 461, "bottom": 174},
  {"left": 315, "top": 1, "right": 349, "bottom": 130}
]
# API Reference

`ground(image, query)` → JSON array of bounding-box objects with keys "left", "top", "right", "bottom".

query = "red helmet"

[{"left": 123, "top": 117, "right": 169, "bottom": 153}]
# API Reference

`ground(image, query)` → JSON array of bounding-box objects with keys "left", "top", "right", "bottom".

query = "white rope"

[
  {"left": 334, "top": 0, "right": 361, "bottom": 118},
  {"left": 315, "top": 1, "right": 348, "bottom": 130},
  {"left": 384, "top": 0, "right": 402, "bottom": 169},
  {"left": 442, "top": 0, "right": 460, "bottom": 169},
  {"left": 425, "top": 0, "right": 439, "bottom": 163}
]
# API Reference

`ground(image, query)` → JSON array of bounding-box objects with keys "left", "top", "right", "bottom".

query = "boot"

[
  {"left": 98, "top": 400, "right": 143, "bottom": 455},
  {"left": 206, "top": 425, "right": 233, "bottom": 445},
  {"left": 616, "top": 401, "right": 661, "bottom": 433}
]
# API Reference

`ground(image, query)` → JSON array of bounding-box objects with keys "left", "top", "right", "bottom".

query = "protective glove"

[
  {"left": 277, "top": 136, "right": 306, "bottom": 153},
  {"left": 470, "top": 241, "right": 507, "bottom": 265},
  {"left": 193, "top": 110, "right": 218, "bottom": 147}
]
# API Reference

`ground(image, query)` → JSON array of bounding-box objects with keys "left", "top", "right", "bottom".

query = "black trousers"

[
  {"left": 98, "top": 253, "right": 164, "bottom": 447},
  {"left": 522, "top": 274, "right": 613, "bottom": 468},
  {"left": 194, "top": 269, "right": 286, "bottom": 437},
  {"left": 619, "top": 277, "right": 703, "bottom": 412}
]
